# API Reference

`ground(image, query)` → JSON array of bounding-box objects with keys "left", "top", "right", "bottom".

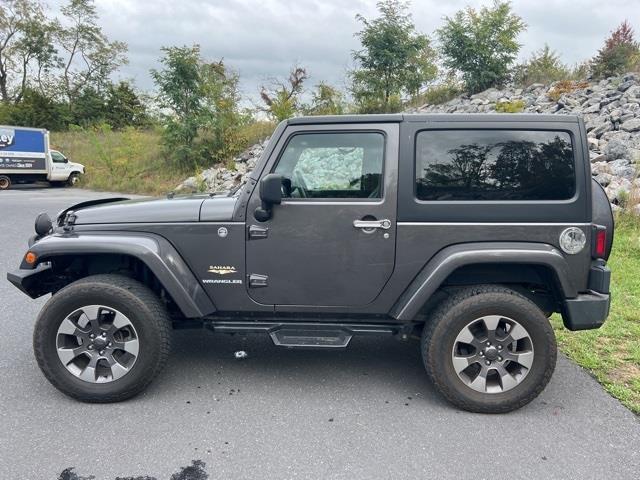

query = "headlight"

[
  {"left": 34, "top": 212, "right": 52, "bottom": 236},
  {"left": 559, "top": 227, "right": 586, "bottom": 255}
]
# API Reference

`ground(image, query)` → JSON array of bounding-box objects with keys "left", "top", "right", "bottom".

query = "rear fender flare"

[
  {"left": 24, "top": 232, "right": 216, "bottom": 318},
  {"left": 390, "top": 242, "right": 576, "bottom": 321}
]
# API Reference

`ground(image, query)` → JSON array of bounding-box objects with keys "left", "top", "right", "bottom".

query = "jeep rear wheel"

[
  {"left": 422, "top": 285, "right": 557, "bottom": 413},
  {"left": 33, "top": 274, "right": 172, "bottom": 402}
]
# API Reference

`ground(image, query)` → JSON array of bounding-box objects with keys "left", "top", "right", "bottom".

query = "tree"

[
  {"left": 69, "top": 85, "right": 105, "bottom": 125},
  {"left": 259, "top": 66, "right": 308, "bottom": 122},
  {"left": 105, "top": 81, "right": 149, "bottom": 129},
  {"left": 152, "top": 45, "right": 205, "bottom": 168},
  {"left": 438, "top": 1, "right": 526, "bottom": 94},
  {"left": 303, "top": 82, "right": 347, "bottom": 116},
  {"left": 14, "top": 14, "right": 60, "bottom": 101},
  {"left": 350, "top": 0, "right": 436, "bottom": 113},
  {"left": 0, "top": 0, "right": 59, "bottom": 103},
  {"left": 198, "top": 60, "right": 246, "bottom": 163},
  {"left": 58, "top": 0, "right": 127, "bottom": 102},
  {"left": 1, "top": 0, "right": 133, "bottom": 130},
  {"left": 152, "top": 45, "right": 244, "bottom": 169},
  {"left": 513, "top": 44, "right": 569, "bottom": 86},
  {"left": 1, "top": 87, "right": 69, "bottom": 130},
  {"left": 592, "top": 20, "right": 640, "bottom": 79}
]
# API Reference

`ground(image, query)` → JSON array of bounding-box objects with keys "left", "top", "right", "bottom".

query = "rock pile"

[
  {"left": 177, "top": 73, "right": 639, "bottom": 212},
  {"left": 176, "top": 139, "right": 268, "bottom": 193}
]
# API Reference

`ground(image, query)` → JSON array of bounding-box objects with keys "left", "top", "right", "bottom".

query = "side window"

[
  {"left": 51, "top": 151, "right": 66, "bottom": 163},
  {"left": 274, "top": 132, "right": 384, "bottom": 199},
  {"left": 415, "top": 130, "right": 576, "bottom": 201}
]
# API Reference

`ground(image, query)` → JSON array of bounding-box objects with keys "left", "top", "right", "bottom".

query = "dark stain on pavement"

[
  {"left": 57, "top": 460, "right": 208, "bottom": 480},
  {"left": 169, "top": 460, "right": 208, "bottom": 480}
]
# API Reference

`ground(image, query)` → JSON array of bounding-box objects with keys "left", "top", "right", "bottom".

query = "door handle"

[
  {"left": 353, "top": 219, "right": 392, "bottom": 230},
  {"left": 248, "top": 224, "right": 268, "bottom": 239}
]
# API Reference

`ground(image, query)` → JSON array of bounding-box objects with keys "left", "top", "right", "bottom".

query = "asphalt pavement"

[{"left": 0, "top": 186, "right": 638, "bottom": 480}]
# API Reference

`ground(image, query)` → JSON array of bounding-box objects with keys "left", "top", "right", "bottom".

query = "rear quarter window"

[{"left": 415, "top": 129, "right": 576, "bottom": 201}]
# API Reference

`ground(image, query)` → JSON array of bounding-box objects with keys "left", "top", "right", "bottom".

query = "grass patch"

[
  {"left": 52, "top": 126, "right": 183, "bottom": 195},
  {"left": 239, "top": 120, "right": 276, "bottom": 146},
  {"left": 551, "top": 213, "right": 640, "bottom": 414},
  {"left": 495, "top": 99, "right": 525, "bottom": 113}
]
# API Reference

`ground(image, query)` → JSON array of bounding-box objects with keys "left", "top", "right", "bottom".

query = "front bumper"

[
  {"left": 562, "top": 290, "right": 611, "bottom": 330},
  {"left": 7, "top": 263, "right": 54, "bottom": 298}
]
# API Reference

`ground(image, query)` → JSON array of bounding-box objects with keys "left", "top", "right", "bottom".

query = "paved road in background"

[{"left": 1, "top": 187, "right": 638, "bottom": 480}]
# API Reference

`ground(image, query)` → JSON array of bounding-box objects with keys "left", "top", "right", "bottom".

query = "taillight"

[{"left": 592, "top": 226, "right": 607, "bottom": 259}]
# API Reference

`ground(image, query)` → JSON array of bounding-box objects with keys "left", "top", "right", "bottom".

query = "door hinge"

[
  {"left": 248, "top": 224, "right": 269, "bottom": 239},
  {"left": 248, "top": 273, "right": 268, "bottom": 288}
]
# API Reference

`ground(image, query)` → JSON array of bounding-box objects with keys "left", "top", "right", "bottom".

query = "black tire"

[
  {"left": 0, "top": 175, "right": 10, "bottom": 190},
  {"left": 422, "top": 285, "right": 557, "bottom": 413},
  {"left": 33, "top": 274, "right": 172, "bottom": 402},
  {"left": 67, "top": 172, "right": 80, "bottom": 187}
]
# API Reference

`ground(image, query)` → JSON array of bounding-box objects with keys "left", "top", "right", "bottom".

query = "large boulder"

[{"left": 603, "top": 137, "right": 630, "bottom": 161}]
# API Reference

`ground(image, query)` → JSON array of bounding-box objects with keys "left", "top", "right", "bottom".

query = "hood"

[
  {"left": 62, "top": 195, "right": 238, "bottom": 225},
  {"left": 69, "top": 161, "right": 85, "bottom": 171}
]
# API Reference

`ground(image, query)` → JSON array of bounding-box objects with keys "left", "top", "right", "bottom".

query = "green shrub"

[
  {"left": 618, "top": 190, "right": 630, "bottom": 209},
  {"left": 409, "top": 81, "right": 463, "bottom": 107},
  {"left": 437, "top": 1, "right": 525, "bottom": 93},
  {"left": 513, "top": 44, "right": 570, "bottom": 87},
  {"left": 495, "top": 99, "right": 525, "bottom": 113},
  {"left": 238, "top": 120, "right": 276, "bottom": 145},
  {"left": 592, "top": 20, "right": 640, "bottom": 79},
  {"left": 567, "top": 61, "right": 591, "bottom": 81},
  {"left": 350, "top": 0, "right": 437, "bottom": 113}
]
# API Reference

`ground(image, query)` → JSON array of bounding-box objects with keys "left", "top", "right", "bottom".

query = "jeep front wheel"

[
  {"left": 422, "top": 285, "right": 557, "bottom": 413},
  {"left": 33, "top": 274, "right": 172, "bottom": 402}
]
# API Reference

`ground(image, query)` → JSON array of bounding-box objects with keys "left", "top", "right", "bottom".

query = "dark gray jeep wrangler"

[{"left": 8, "top": 114, "right": 614, "bottom": 413}]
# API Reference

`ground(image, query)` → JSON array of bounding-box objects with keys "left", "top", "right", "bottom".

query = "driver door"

[
  {"left": 245, "top": 123, "right": 398, "bottom": 308},
  {"left": 49, "top": 150, "right": 69, "bottom": 181}
]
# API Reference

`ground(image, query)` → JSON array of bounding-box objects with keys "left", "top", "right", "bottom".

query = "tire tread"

[
  {"left": 33, "top": 274, "right": 172, "bottom": 403},
  {"left": 422, "top": 284, "right": 557, "bottom": 413}
]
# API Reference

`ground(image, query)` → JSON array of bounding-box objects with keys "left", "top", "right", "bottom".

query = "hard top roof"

[{"left": 287, "top": 113, "right": 581, "bottom": 125}]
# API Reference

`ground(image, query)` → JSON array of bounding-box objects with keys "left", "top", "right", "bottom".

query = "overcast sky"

[{"left": 47, "top": 0, "right": 640, "bottom": 102}]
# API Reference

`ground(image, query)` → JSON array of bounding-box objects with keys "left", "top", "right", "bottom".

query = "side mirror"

[
  {"left": 254, "top": 174, "right": 283, "bottom": 222},
  {"left": 260, "top": 174, "right": 283, "bottom": 205}
]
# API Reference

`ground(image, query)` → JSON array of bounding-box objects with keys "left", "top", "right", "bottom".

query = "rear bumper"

[
  {"left": 561, "top": 261, "right": 611, "bottom": 331},
  {"left": 562, "top": 291, "right": 611, "bottom": 331}
]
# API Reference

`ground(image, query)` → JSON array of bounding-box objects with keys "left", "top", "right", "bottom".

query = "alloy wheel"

[
  {"left": 451, "top": 315, "right": 534, "bottom": 394},
  {"left": 56, "top": 305, "right": 139, "bottom": 383}
]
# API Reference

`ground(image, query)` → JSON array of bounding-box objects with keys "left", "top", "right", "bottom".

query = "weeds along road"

[{"left": 1, "top": 187, "right": 638, "bottom": 480}]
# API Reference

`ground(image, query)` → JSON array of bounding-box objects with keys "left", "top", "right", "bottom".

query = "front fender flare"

[
  {"left": 390, "top": 242, "right": 576, "bottom": 321},
  {"left": 18, "top": 232, "right": 216, "bottom": 318}
]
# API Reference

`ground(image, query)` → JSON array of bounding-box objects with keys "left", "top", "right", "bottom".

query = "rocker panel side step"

[
  {"left": 205, "top": 321, "right": 403, "bottom": 348},
  {"left": 271, "top": 328, "right": 351, "bottom": 348}
]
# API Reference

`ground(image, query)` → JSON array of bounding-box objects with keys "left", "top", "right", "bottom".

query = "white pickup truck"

[{"left": 0, "top": 125, "right": 85, "bottom": 190}]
